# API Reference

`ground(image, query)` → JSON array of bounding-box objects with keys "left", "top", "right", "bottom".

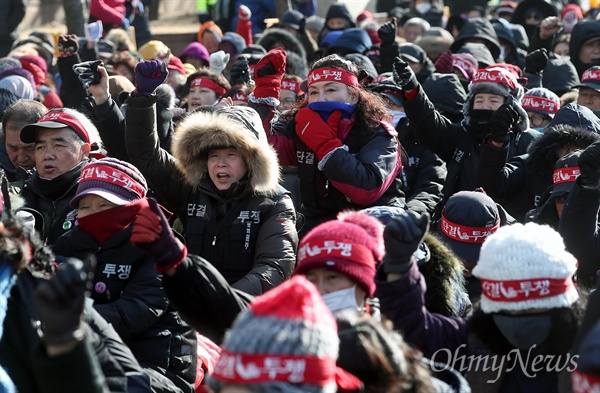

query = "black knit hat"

[
  {"left": 70, "top": 157, "right": 148, "bottom": 208},
  {"left": 438, "top": 190, "right": 501, "bottom": 262}
]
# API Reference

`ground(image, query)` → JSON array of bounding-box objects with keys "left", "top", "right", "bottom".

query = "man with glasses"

[{"left": 521, "top": 87, "right": 560, "bottom": 133}]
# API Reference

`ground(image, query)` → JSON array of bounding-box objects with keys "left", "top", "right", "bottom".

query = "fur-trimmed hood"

[
  {"left": 421, "top": 233, "right": 471, "bottom": 317},
  {"left": 526, "top": 123, "right": 600, "bottom": 177},
  {"left": 171, "top": 106, "right": 280, "bottom": 195}
]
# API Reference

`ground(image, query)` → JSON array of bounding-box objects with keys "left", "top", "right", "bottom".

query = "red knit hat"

[
  {"left": 293, "top": 212, "right": 384, "bottom": 297},
  {"left": 211, "top": 275, "right": 362, "bottom": 392}
]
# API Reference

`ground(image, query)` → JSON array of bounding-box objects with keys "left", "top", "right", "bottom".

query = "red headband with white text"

[
  {"left": 307, "top": 68, "right": 359, "bottom": 88},
  {"left": 480, "top": 277, "right": 575, "bottom": 302},
  {"left": 190, "top": 77, "right": 227, "bottom": 96}
]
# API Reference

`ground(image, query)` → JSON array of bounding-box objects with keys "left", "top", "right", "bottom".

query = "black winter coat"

[{"left": 53, "top": 225, "right": 197, "bottom": 390}]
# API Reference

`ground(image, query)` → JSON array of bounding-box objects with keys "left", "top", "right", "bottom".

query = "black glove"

[
  {"left": 383, "top": 211, "right": 430, "bottom": 274},
  {"left": 490, "top": 99, "right": 519, "bottom": 144},
  {"left": 378, "top": 19, "right": 397, "bottom": 47},
  {"left": 393, "top": 57, "right": 419, "bottom": 91},
  {"left": 131, "top": 198, "right": 188, "bottom": 272},
  {"left": 33, "top": 255, "right": 96, "bottom": 346},
  {"left": 72, "top": 60, "right": 103, "bottom": 89},
  {"left": 578, "top": 141, "right": 600, "bottom": 190},
  {"left": 58, "top": 34, "right": 79, "bottom": 58},
  {"left": 525, "top": 48, "right": 548, "bottom": 75},
  {"left": 230, "top": 56, "right": 251, "bottom": 85}
]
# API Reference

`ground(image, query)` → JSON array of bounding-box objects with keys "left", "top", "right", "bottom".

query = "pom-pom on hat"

[
  {"left": 70, "top": 157, "right": 148, "bottom": 208},
  {"left": 522, "top": 87, "right": 561, "bottom": 118},
  {"left": 473, "top": 222, "right": 578, "bottom": 313},
  {"left": 210, "top": 275, "right": 342, "bottom": 393},
  {"left": 293, "top": 212, "right": 384, "bottom": 297}
]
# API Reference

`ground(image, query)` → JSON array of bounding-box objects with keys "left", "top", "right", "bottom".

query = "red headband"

[
  {"left": 553, "top": 167, "right": 580, "bottom": 185},
  {"left": 307, "top": 68, "right": 359, "bottom": 88},
  {"left": 572, "top": 370, "right": 600, "bottom": 393},
  {"left": 80, "top": 164, "right": 146, "bottom": 198},
  {"left": 38, "top": 111, "right": 90, "bottom": 143},
  {"left": 582, "top": 68, "right": 600, "bottom": 82},
  {"left": 298, "top": 236, "right": 376, "bottom": 270},
  {"left": 190, "top": 77, "right": 227, "bottom": 96},
  {"left": 441, "top": 214, "right": 500, "bottom": 244},
  {"left": 213, "top": 351, "right": 337, "bottom": 386},
  {"left": 522, "top": 96, "right": 560, "bottom": 114},
  {"left": 473, "top": 68, "right": 517, "bottom": 89},
  {"left": 232, "top": 90, "right": 248, "bottom": 103},
  {"left": 480, "top": 277, "right": 574, "bottom": 302},
  {"left": 281, "top": 80, "right": 301, "bottom": 93},
  {"left": 453, "top": 57, "right": 476, "bottom": 78}
]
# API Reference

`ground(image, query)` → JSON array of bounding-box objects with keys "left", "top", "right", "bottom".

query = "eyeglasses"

[{"left": 528, "top": 113, "right": 550, "bottom": 127}]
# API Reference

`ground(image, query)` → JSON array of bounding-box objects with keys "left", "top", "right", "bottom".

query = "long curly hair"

[{"left": 285, "top": 54, "right": 391, "bottom": 132}]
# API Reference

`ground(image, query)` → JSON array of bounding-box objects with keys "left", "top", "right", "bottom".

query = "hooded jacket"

[
  {"left": 327, "top": 27, "right": 373, "bottom": 56},
  {"left": 256, "top": 28, "right": 309, "bottom": 78},
  {"left": 542, "top": 56, "right": 581, "bottom": 97},
  {"left": 569, "top": 19, "right": 600, "bottom": 78},
  {"left": 511, "top": 0, "right": 558, "bottom": 41},
  {"left": 450, "top": 18, "right": 503, "bottom": 62},
  {"left": 402, "top": 76, "right": 538, "bottom": 211},
  {"left": 125, "top": 97, "right": 298, "bottom": 296},
  {"left": 477, "top": 123, "right": 600, "bottom": 222},
  {"left": 559, "top": 180, "right": 600, "bottom": 288},
  {"left": 318, "top": 3, "right": 355, "bottom": 44}
]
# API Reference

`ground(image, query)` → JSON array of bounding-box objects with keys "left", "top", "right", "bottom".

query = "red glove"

[
  {"left": 434, "top": 50, "right": 454, "bottom": 74},
  {"left": 236, "top": 5, "right": 253, "bottom": 46},
  {"left": 295, "top": 108, "right": 343, "bottom": 161},
  {"left": 131, "top": 198, "right": 187, "bottom": 272},
  {"left": 253, "top": 48, "right": 286, "bottom": 99}
]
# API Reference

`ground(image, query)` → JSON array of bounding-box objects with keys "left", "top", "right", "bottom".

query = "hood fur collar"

[{"left": 172, "top": 110, "right": 281, "bottom": 195}]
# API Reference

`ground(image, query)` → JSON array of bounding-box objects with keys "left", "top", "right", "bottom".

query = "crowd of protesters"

[{"left": 0, "top": 0, "right": 599, "bottom": 392}]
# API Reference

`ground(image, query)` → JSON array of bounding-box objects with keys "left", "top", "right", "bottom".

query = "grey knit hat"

[
  {"left": 70, "top": 157, "right": 148, "bottom": 208},
  {"left": 210, "top": 276, "right": 341, "bottom": 393},
  {"left": 521, "top": 87, "right": 561, "bottom": 118}
]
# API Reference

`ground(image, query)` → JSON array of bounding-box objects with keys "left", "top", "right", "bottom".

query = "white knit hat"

[{"left": 472, "top": 222, "right": 578, "bottom": 313}]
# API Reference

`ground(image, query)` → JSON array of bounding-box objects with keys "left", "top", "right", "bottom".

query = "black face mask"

[
  {"left": 468, "top": 109, "right": 494, "bottom": 140},
  {"left": 493, "top": 313, "right": 553, "bottom": 350}
]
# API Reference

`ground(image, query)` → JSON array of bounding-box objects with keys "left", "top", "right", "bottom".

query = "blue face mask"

[
  {"left": 531, "top": 127, "right": 545, "bottom": 134},
  {"left": 307, "top": 102, "right": 357, "bottom": 122}
]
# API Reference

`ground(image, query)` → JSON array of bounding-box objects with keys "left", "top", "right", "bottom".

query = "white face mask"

[
  {"left": 390, "top": 110, "right": 407, "bottom": 127},
  {"left": 415, "top": 3, "right": 432, "bottom": 14},
  {"left": 321, "top": 285, "right": 363, "bottom": 313}
]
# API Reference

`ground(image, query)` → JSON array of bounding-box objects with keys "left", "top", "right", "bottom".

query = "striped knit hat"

[
  {"left": 522, "top": 87, "right": 561, "bottom": 118},
  {"left": 473, "top": 222, "right": 578, "bottom": 313},
  {"left": 210, "top": 276, "right": 341, "bottom": 393},
  {"left": 70, "top": 157, "right": 148, "bottom": 208}
]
